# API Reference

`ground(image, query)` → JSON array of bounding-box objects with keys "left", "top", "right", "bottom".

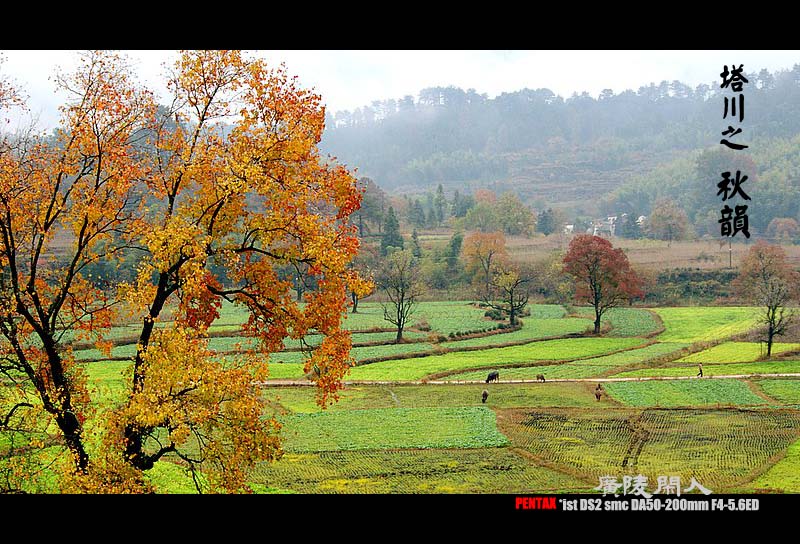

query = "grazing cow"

[
  {"left": 595, "top": 390, "right": 602, "bottom": 401},
  {"left": 486, "top": 371, "right": 500, "bottom": 383},
  {"left": 482, "top": 390, "right": 489, "bottom": 404},
  {"left": 536, "top": 374, "right": 545, "bottom": 383}
]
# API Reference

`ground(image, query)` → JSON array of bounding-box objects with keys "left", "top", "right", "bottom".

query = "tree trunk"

[
  {"left": 58, "top": 411, "right": 89, "bottom": 472},
  {"left": 396, "top": 326, "right": 403, "bottom": 343},
  {"left": 351, "top": 291, "right": 359, "bottom": 313},
  {"left": 767, "top": 325, "right": 775, "bottom": 357},
  {"left": 594, "top": 307, "right": 601, "bottom": 334},
  {"left": 509, "top": 306, "right": 516, "bottom": 326}
]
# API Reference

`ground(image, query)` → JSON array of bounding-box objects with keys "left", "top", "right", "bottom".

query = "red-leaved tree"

[{"left": 563, "top": 235, "right": 643, "bottom": 334}]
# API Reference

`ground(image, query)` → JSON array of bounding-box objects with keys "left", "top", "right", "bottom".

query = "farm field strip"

[
  {"left": 604, "top": 379, "right": 767, "bottom": 407},
  {"left": 653, "top": 307, "right": 759, "bottom": 342},
  {"left": 677, "top": 342, "right": 800, "bottom": 363},
  {"left": 445, "top": 342, "right": 689, "bottom": 381},
  {"left": 613, "top": 361, "right": 800, "bottom": 379}
]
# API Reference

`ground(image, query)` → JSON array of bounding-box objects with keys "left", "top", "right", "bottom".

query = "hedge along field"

[
  {"left": 677, "top": 342, "right": 800, "bottom": 364},
  {"left": 571, "top": 307, "right": 662, "bottom": 337},
  {"left": 281, "top": 407, "right": 509, "bottom": 452},
  {"left": 498, "top": 407, "right": 800, "bottom": 492},
  {"left": 757, "top": 379, "right": 800, "bottom": 405},
  {"left": 653, "top": 307, "right": 758, "bottom": 342},
  {"left": 604, "top": 379, "right": 766, "bottom": 407},
  {"left": 613, "top": 360, "right": 800, "bottom": 379},
  {"left": 447, "top": 342, "right": 689, "bottom": 381},
  {"left": 248, "top": 448, "right": 591, "bottom": 494},
  {"left": 749, "top": 438, "right": 800, "bottom": 492},
  {"left": 347, "top": 337, "right": 647, "bottom": 381},
  {"left": 263, "top": 382, "right": 612, "bottom": 414}
]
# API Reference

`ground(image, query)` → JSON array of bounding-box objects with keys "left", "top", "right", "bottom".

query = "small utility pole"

[{"left": 728, "top": 240, "right": 732, "bottom": 269}]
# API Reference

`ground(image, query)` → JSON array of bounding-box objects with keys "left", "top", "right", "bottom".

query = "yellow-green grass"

[
  {"left": 613, "top": 360, "right": 800, "bottom": 379},
  {"left": 571, "top": 307, "right": 662, "bottom": 337},
  {"left": 347, "top": 337, "right": 647, "bottom": 381},
  {"left": 447, "top": 342, "right": 688, "bottom": 381},
  {"left": 749, "top": 438, "right": 800, "bottom": 492},
  {"left": 248, "top": 448, "right": 590, "bottom": 494},
  {"left": 499, "top": 407, "right": 800, "bottom": 492},
  {"left": 281, "top": 407, "right": 509, "bottom": 452},
  {"left": 264, "top": 382, "right": 613, "bottom": 413},
  {"left": 678, "top": 342, "right": 800, "bottom": 363},
  {"left": 653, "top": 307, "right": 758, "bottom": 342},
  {"left": 604, "top": 379, "right": 765, "bottom": 407}
]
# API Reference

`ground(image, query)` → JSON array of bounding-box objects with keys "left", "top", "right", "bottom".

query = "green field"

[
  {"left": 749, "top": 438, "right": 800, "bottom": 492},
  {"left": 653, "top": 307, "right": 758, "bottom": 342},
  {"left": 758, "top": 379, "right": 800, "bottom": 405},
  {"left": 604, "top": 379, "right": 766, "bottom": 407},
  {"left": 348, "top": 337, "right": 646, "bottom": 381},
  {"left": 15, "top": 300, "right": 800, "bottom": 495},
  {"left": 265, "top": 382, "right": 614, "bottom": 413},
  {"left": 678, "top": 342, "right": 800, "bottom": 363},
  {"left": 282, "top": 406, "right": 508, "bottom": 452}
]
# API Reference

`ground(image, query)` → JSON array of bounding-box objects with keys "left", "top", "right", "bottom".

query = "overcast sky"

[{"left": 2, "top": 50, "right": 799, "bottom": 130}]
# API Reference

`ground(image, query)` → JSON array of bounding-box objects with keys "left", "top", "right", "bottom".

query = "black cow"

[
  {"left": 486, "top": 371, "right": 500, "bottom": 383},
  {"left": 536, "top": 374, "right": 545, "bottom": 382},
  {"left": 482, "top": 390, "right": 489, "bottom": 403}
]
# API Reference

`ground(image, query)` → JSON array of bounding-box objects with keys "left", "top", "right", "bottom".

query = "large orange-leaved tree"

[{"left": 0, "top": 50, "right": 369, "bottom": 493}]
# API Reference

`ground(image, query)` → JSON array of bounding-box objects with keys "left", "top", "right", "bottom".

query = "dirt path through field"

[{"left": 259, "top": 372, "right": 800, "bottom": 386}]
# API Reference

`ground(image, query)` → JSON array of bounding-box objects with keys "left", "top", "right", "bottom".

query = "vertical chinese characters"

[{"left": 718, "top": 64, "right": 751, "bottom": 238}]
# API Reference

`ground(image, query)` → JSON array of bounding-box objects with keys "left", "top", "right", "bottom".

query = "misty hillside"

[{"left": 320, "top": 65, "right": 800, "bottom": 214}]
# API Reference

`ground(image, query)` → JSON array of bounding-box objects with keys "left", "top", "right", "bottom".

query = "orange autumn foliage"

[{"left": 0, "top": 51, "right": 365, "bottom": 493}]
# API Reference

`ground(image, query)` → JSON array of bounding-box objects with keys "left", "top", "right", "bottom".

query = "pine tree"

[{"left": 382, "top": 206, "right": 404, "bottom": 255}]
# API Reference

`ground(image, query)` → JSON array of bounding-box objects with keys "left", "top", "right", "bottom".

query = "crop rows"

[
  {"left": 498, "top": 407, "right": 800, "bottom": 491},
  {"left": 245, "top": 448, "right": 591, "bottom": 494}
]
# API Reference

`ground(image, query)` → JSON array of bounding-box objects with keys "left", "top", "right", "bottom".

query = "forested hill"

[{"left": 319, "top": 65, "right": 800, "bottom": 208}]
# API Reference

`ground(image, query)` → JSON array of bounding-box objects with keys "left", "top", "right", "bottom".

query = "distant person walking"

[{"left": 697, "top": 363, "right": 703, "bottom": 378}]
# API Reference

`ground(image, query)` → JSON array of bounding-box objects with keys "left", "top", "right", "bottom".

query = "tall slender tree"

[{"left": 734, "top": 242, "right": 799, "bottom": 356}]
